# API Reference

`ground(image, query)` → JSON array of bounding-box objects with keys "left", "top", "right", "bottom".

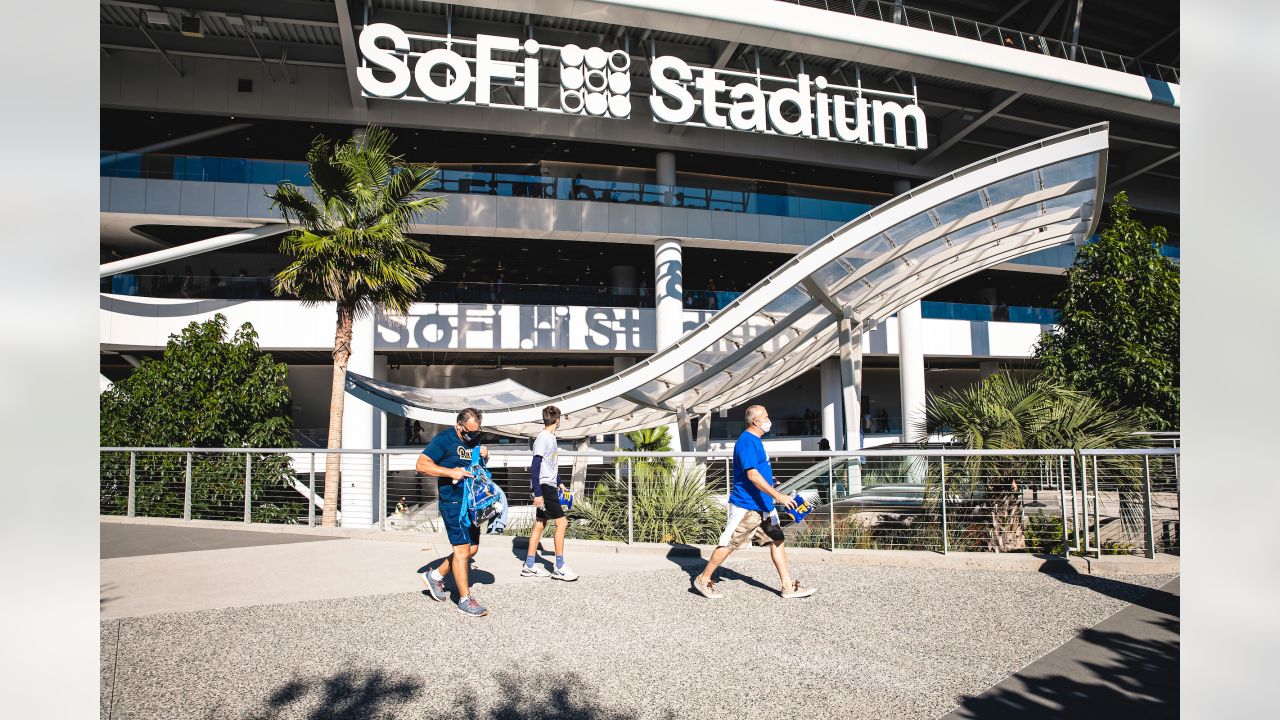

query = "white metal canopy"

[{"left": 348, "top": 124, "right": 1110, "bottom": 438}]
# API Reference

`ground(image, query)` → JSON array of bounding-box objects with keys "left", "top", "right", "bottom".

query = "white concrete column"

[
  {"left": 979, "top": 361, "right": 1000, "bottom": 380},
  {"left": 898, "top": 301, "right": 926, "bottom": 441},
  {"left": 837, "top": 315, "right": 863, "bottom": 453},
  {"left": 340, "top": 312, "right": 379, "bottom": 528},
  {"left": 655, "top": 237, "right": 684, "bottom": 452},
  {"left": 819, "top": 357, "right": 844, "bottom": 450},
  {"left": 657, "top": 151, "right": 676, "bottom": 206},
  {"left": 837, "top": 314, "right": 864, "bottom": 494},
  {"left": 612, "top": 356, "right": 637, "bottom": 449}
]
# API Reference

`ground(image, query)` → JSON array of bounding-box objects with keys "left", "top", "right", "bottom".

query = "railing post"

[
  {"left": 1070, "top": 453, "right": 1080, "bottom": 554},
  {"left": 1059, "top": 456, "right": 1069, "bottom": 558},
  {"left": 626, "top": 458, "right": 634, "bottom": 545},
  {"left": 308, "top": 452, "right": 317, "bottom": 527},
  {"left": 183, "top": 451, "right": 192, "bottom": 521},
  {"left": 827, "top": 458, "right": 836, "bottom": 552},
  {"left": 940, "top": 455, "right": 948, "bottom": 555},
  {"left": 1092, "top": 455, "right": 1102, "bottom": 559},
  {"left": 1143, "top": 454, "right": 1155, "bottom": 559},
  {"left": 243, "top": 453, "right": 253, "bottom": 523},
  {"left": 379, "top": 450, "right": 388, "bottom": 532},
  {"left": 127, "top": 451, "right": 136, "bottom": 518},
  {"left": 725, "top": 457, "right": 731, "bottom": 496}
]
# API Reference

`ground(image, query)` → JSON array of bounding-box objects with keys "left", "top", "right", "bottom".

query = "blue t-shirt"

[
  {"left": 729, "top": 430, "right": 774, "bottom": 512},
  {"left": 422, "top": 428, "right": 481, "bottom": 487}
]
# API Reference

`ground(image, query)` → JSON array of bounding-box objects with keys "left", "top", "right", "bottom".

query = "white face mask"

[{"left": 759, "top": 420, "right": 772, "bottom": 434}]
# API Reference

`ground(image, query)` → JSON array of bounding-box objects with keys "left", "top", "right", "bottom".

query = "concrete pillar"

[
  {"left": 341, "top": 312, "right": 380, "bottom": 528},
  {"left": 819, "top": 357, "right": 844, "bottom": 450},
  {"left": 837, "top": 314, "right": 863, "bottom": 494},
  {"left": 570, "top": 436, "right": 590, "bottom": 499},
  {"left": 892, "top": 178, "right": 913, "bottom": 196},
  {"left": 657, "top": 151, "right": 676, "bottom": 206},
  {"left": 612, "top": 356, "right": 637, "bottom": 449},
  {"left": 898, "top": 301, "right": 926, "bottom": 441},
  {"left": 979, "top": 361, "right": 1000, "bottom": 380}
]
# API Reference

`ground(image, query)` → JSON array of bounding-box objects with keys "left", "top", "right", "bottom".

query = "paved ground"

[
  {"left": 101, "top": 522, "right": 1177, "bottom": 720},
  {"left": 944, "top": 578, "right": 1179, "bottom": 719},
  {"left": 101, "top": 522, "right": 339, "bottom": 559}
]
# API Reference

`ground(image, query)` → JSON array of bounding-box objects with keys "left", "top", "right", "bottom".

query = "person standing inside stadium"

[
  {"left": 418, "top": 408, "right": 491, "bottom": 617},
  {"left": 691, "top": 404, "right": 816, "bottom": 600},
  {"left": 520, "top": 405, "right": 579, "bottom": 581}
]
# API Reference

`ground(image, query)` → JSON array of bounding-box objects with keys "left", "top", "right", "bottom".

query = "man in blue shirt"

[
  {"left": 417, "top": 407, "right": 492, "bottom": 618},
  {"left": 691, "top": 405, "right": 816, "bottom": 600}
]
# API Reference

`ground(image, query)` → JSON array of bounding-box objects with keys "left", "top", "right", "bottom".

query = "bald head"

[{"left": 745, "top": 405, "right": 767, "bottom": 426}]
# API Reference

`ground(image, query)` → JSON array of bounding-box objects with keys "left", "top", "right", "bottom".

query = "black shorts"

[{"left": 535, "top": 487, "right": 565, "bottom": 521}]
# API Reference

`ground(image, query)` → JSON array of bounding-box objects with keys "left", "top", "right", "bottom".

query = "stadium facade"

[{"left": 100, "top": 1, "right": 1180, "bottom": 523}]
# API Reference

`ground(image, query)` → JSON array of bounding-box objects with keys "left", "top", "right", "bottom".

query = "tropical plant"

[
  {"left": 100, "top": 315, "right": 301, "bottom": 522},
  {"left": 915, "top": 373, "right": 1146, "bottom": 552},
  {"left": 620, "top": 426, "right": 674, "bottom": 469},
  {"left": 1036, "top": 191, "right": 1180, "bottom": 430},
  {"left": 268, "top": 125, "right": 446, "bottom": 526},
  {"left": 570, "top": 461, "right": 726, "bottom": 544}
]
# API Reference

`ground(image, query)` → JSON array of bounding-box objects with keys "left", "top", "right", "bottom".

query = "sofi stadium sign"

[{"left": 357, "top": 24, "right": 929, "bottom": 151}]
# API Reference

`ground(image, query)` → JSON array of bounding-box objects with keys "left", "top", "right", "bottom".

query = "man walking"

[
  {"left": 418, "top": 408, "right": 491, "bottom": 617},
  {"left": 691, "top": 405, "right": 816, "bottom": 600},
  {"left": 520, "top": 405, "right": 578, "bottom": 581}
]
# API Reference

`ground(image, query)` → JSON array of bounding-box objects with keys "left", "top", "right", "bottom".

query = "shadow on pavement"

[
  {"left": 948, "top": 619, "right": 1179, "bottom": 719},
  {"left": 246, "top": 669, "right": 422, "bottom": 720},
  {"left": 948, "top": 578, "right": 1179, "bottom": 720},
  {"left": 460, "top": 670, "right": 676, "bottom": 720},
  {"left": 664, "top": 545, "right": 778, "bottom": 596},
  {"left": 245, "top": 669, "right": 672, "bottom": 720}
]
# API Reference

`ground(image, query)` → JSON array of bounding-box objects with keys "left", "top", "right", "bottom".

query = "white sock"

[{"left": 429, "top": 569, "right": 443, "bottom": 582}]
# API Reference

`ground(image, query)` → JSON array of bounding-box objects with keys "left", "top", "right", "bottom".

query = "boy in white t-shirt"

[{"left": 521, "top": 405, "right": 578, "bottom": 581}]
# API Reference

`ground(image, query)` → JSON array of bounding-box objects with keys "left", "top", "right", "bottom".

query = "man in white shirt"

[{"left": 521, "top": 405, "right": 578, "bottom": 581}]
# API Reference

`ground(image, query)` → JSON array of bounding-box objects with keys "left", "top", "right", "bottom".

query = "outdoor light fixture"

[
  {"left": 144, "top": 10, "right": 170, "bottom": 26},
  {"left": 180, "top": 15, "right": 203, "bottom": 38}
]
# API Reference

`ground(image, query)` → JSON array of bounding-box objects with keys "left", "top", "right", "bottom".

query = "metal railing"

[
  {"left": 780, "top": 1, "right": 1180, "bottom": 85},
  {"left": 100, "top": 446, "right": 1179, "bottom": 558}
]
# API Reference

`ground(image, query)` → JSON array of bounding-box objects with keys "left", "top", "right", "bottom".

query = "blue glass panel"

[
  {"left": 218, "top": 157, "right": 248, "bottom": 183},
  {"left": 249, "top": 160, "right": 285, "bottom": 185},
  {"left": 282, "top": 161, "right": 310, "bottom": 186}
]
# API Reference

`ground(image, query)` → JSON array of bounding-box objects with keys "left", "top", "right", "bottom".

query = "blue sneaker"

[
  {"left": 456, "top": 596, "right": 489, "bottom": 617},
  {"left": 421, "top": 571, "right": 447, "bottom": 602}
]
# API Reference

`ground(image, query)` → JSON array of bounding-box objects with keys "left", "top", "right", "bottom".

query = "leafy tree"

[
  {"left": 1035, "top": 192, "right": 1180, "bottom": 429},
  {"left": 267, "top": 125, "right": 446, "bottom": 526},
  {"left": 100, "top": 315, "right": 301, "bottom": 521}
]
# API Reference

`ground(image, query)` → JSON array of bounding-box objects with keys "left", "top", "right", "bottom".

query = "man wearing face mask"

[
  {"left": 417, "top": 407, "right": 492, "bottom": 617},
  {"left": 691, "top": 405, "right": 816, "bottom": 600}
]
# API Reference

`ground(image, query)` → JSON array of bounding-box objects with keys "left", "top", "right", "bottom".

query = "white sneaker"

[
  {"left": 781, "top": 580, "right": 816, "bottom": 599},
  {"left": 550, "top": 564, "right": 579, "bottom": 582},
  {"left": 521, "top": 563, "right": 550, "bottom": 577}
]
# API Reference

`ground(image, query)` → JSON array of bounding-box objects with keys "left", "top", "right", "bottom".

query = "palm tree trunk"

[{"left": 322, "top": 303, "right": 355, "bottom": 527}]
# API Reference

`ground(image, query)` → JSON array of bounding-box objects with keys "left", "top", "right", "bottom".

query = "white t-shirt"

[{"left": 532, "top": 429, "right": 560, "bottom": 486}]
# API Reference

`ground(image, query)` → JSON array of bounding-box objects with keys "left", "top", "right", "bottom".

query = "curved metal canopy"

[{"left": 348, "top": 124, "right": 1110, "bottom": 438}]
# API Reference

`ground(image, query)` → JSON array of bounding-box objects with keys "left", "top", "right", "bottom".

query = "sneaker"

[
  {"left": 521, "top": 563, "right": 550, "bottom": 578},
  {"left": 691, "top": 575, "right": 723, "bottom": 599},
  {"left": 781, "top": 580, "right": 816, "bottom": 599},
  {"left": 550, "top": 564, "right": 579, "bottom": 582},
  {"left": 456, "top": 596, "right": 489, "bottom": 618},
  {"left": 421, "top": 571, "right": 447, "bottom": 602}
]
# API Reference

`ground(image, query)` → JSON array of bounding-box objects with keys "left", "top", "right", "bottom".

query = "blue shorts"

[{"left": 438, "top": 481, "right": 482, "bottom": 547}]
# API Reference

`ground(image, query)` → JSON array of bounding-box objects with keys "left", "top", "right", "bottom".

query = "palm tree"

[
  {"left": 268, "top": 125, "right": 445, "bottom": 526},
  {"left": 916, "top": 373, "right": 1146, "bottom": 551}
]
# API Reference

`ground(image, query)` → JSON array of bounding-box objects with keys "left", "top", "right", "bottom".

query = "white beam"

[{"left": 100, "top": 224, "right": 288, "bottom": 277}]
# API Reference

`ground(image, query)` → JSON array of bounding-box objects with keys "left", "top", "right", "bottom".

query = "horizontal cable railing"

[
  {"left": 100, "top": 446, "right": 1179, "bottom": 558},
  {"left": 779, "top": 1, "right": 1179, "bottom": 84}
]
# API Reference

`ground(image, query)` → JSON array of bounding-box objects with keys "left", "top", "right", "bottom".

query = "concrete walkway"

[
  {"left": 942, "top": 577, "right": 1179, "bottom": 719},
  {"left": 100, "top": 519, "right": 1178, "bottom": 719}
]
